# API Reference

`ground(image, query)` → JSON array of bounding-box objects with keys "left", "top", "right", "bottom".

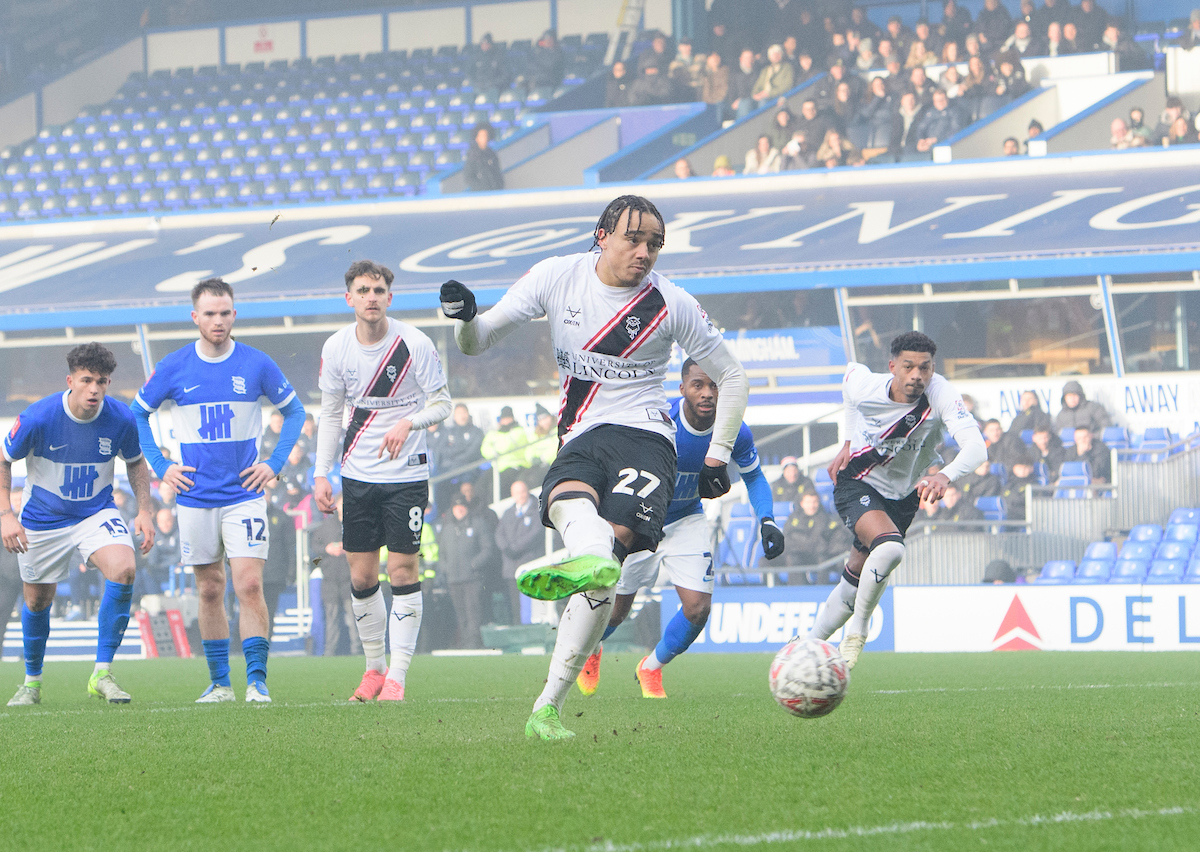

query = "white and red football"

[{"left": 768, "top": 638, "right": 850, "bottom": 718}]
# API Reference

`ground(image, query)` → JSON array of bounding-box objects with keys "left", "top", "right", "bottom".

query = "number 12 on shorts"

[
  {"left": 241, "top": 518, "right": 267, "bottom": 542},
  {"left": 612, "top": 468, "right": 661, "bottom": 498}
]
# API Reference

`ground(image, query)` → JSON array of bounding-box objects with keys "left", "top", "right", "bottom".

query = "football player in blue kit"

[
  {"left": 2, "top": 343, "right": 156, "bottom": 706},
  {"left": 576, "top": 358, "right": 784, "bottom": 698},
  {"left": 131, "top": 279, "right": 305, "bottom": 703}
]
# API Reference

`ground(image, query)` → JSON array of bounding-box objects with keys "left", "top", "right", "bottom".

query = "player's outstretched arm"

[
  {"left": 742, "top": 465, "right": 784, "bottom": 560},
  {"left": 130, "top": 399, "right": 195, "bottom": 494},
  {"left": 126, "top": 457, "right": 156, "bottom": 555},
  {"left": 0, "top": 459, "right": 27, "bottom": 554},
  {"left": 695, "top": 342, "right": 749, "bottom": 498},
  {"left": 442, "top": 278, "right": 539, "bottom": 355}
]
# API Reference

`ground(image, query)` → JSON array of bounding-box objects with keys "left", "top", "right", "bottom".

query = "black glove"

[
  {"left": 760, "top": 518, "right": 785, "bottom": 561},
  {"left": 440, "top": 279, "right": 477, "bottom": 322},
  {"left": 697, "top": 461, "right": 730, "bottom": 499}
]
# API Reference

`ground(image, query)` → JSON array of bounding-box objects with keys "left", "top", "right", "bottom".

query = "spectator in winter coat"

[
  {"left": 464, "top": 126, "right": 504, "bottom": 191},
  {"left": 1053, "top": 380, "right": 1111, "bottom": 438},
  {"left": 637, "top": 31, "right": 672, "bottom": 75},
  {"left": 701, "top": 53, "right": 731, "bottom": 121},
  {"left": 431, "top": 403, "right": 485, "bottom": 512},
  {"left": 856, "top": 77, "right": 896, "bottom": 148},
  {"left": 959, "top": 459, "right": 1004, "bottom": 502},
  {"left": 312, "top": 495, "right": 359, "bottom": 656},
  {"left": 977, "top": 0, "right": 1014, "bottom": 47},
  {"left": 908, "top": 66, "right": 937, "bottom": 106},
  {"left": 783, "top": 493, "right": 851, "bottom": 580},
  {"left": 1153, "top": 97, "right": 1191, "bottom": 145},
  {"left": 528, "top": 30, "right": 565, "bottom": 91},
  {"left": 817, "top": 128, "right": 863, "bottom": 167},
  {"left": 928, "top": 484, "right": 985, "bottom": 525},
  {"left": 1003, "top": 21, "right": 1044, "bottom": 57},
  {"left": 481, "top": 405, "right": 531, "bottom": 495},
  {"left": 768, "top": 107, "right": 796, "bottom": 150},
  {"left": 780, "top": 131, "right": 817, "bottom": 170},
  {"left": 885, "top": 15, "right": 915, "bottom": 59},
  {"left": 471, "top": 34, "right": 511, "bottom": 95},
  {"left": 751, "top": 44, "right": 796, "bottom": 108},
  {"left": 1002, "top": 454, "right": 1039, "bottom": 520},
  {"left": 1070, "top": 0, "right": 1108, "bottom": 50},
  {"left": 939, "top": 0, "right": 974, "bottom": 47},
  {"left": 771, "top": 457, "right": 817, "bottom": 504},
  {"left": 1102, "top": 23, "right": 1151, "bottom": 70},
  {"left": 890, "top": 92, "right": 926, "bottom": 160},
  {"left": 1030, "top": 426, "right": 1066, "bottom": 480},
  {"left": 1067, "top": 427, "right": 1112, "bottom": 483},
  {"left": 729, "top": 49, "right": 760, "bottom": 119},
  {"left": 1008, "top": 391, "right": 1053, "bottom": 438},
  {"left": 1110, "top": 117, "right": 1142, "bottom": 149},
  {"left": 744, "top": 134, "right": 782, "bottom": 173},
  {"left": 437, "top": 495, "right": 492, "bottom": 648},
  {"left": 494, "top": 480, "right": 544, "bottom": 622},
  {"left": 912, "top": 89, "right": 962, "bottom": 154},
  {"left": 630, "top": 65, "right": 674, "bottom": 106},
  {"left": 605, "top": 61, "right": 632, "bottom": 108}
]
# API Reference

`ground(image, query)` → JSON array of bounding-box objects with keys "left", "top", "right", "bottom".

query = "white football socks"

[
  {"left": 845, "top": 540, "right": 905, "bottom": 637},
  {"left": 548, "top": 497, "right": 615, "bottom": 561},
  {"left": 809, "top": 576, "right": 858, "bottom": 640},
  {"left": 351, "top": 585, "right": 388, "bottom": 674},
  {"left": 386, "top": 589, "right": 423, "bottom": 686},
  {"left": 533, "top": 586, "right": 615, "bottom": 714}
]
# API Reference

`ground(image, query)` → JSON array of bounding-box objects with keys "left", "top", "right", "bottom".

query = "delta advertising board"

[{"left": 661, "top": 585, "right": 1200, "bottom": 652}]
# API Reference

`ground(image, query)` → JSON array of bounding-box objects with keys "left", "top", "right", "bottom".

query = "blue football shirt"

[
  {"left": 3, "top": 392, "right": 143, "bottom": 531},
  {"left": 133, "top": 341, "right": 296, "bottom": 509},
  {"left": 665, "top": 397, "right": 761, "bottom": 525}
]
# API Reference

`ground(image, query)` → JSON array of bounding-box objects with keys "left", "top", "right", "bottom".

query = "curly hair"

[
  {"left": 591, "top": 195, "right": 666, "bottom": 250},
  {"left": 66, "top": 342, "right": 118, "bottom": 376},
  {"left": 890, "top": 331, "right": 937, "bottom": 357}
]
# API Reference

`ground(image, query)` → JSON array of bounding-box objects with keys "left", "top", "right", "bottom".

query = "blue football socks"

[
  {"left": 242, "top": 636, "right": 269, "bottom": 685},
  {"left": 202, "top": 638, "right": 232, "bottom": 687},
  {"left": 653, "top": 607, "right": 707, "bottom": 667},
  {"left": 600, "top": 622, "right": 618, "bottom": 642},
  {"left": 96, "top": 580, "right": 133, "bottom": 665},
  {"left": 21, "top": 603, "right": 50, "bottom": 678}
]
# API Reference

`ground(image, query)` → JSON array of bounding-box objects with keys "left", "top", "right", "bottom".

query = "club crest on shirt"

[
  {"left": 860, "top": 495, "right": 871, "bottom": 507},
  {"left": 905, "top": 414, "right": 917, "bottom": 426},
  {"left": 386, "top": 365, "right": 398, "bottom": 382},
  {"left": 624, "top": 316, "right": 641, "bottom": 339},
  {"left": 231, "top": 376, "right": 247, "bottom": 395},
  {"left": 98, "top": 437, "right": 112, "bottom": 456}
]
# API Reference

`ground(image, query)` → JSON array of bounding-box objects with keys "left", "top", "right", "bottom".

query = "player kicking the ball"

[
  {"left": 441, "top": 195, "right": 749, "bottom": 740},
  {"left": 2, "top": 343, "right": 155, "bottom": 705},
  {"left": 313, "top": 261, "right": 452, "bottom": 703},
  {"left": 576, "top": 358, "right": 783, "bottom": 699},
  {"left": 805, "top": 332, "right": 985, "bottom": 668},
  {"left": 132, "top": 279, "right": 305, "bottom": 703}
]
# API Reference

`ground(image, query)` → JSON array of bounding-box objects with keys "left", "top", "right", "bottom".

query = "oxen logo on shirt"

[
  {"left": 98, "top": 437, "right": 112, "bottom": 456},
  {"left": 624, "top": 316, "right": 641, "bottom": 339},
  {"left": 231, "top": 376, "right": 247, "bottom": 395}
]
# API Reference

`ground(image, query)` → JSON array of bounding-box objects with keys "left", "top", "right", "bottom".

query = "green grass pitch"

[{"left": 1, "top": 651, "right": 1198, "bottom": 851}]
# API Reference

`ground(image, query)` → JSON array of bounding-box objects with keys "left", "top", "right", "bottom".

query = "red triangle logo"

[
  {"left": 995, "top": 635, "right": 1040, "bottom": 651},
  {"left": 993, "top": 595, "right": 1040, "bottom": 642}
]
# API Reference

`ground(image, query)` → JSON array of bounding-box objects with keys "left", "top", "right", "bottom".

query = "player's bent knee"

[
  {"left": 682, "top": 598, "right": 711, "bottom": 625},
  {"left": 868, "top": 533, "right": 905, "bottom": 575}
]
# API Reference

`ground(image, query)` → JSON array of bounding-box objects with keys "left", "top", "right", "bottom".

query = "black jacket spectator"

[
  {"left": 728, "top": 51, "right": 760, "bottom": 110},
  {"left": 911, "top": 93, "right": 963, "bottom": 149},
  {"left": 1008, "top": 391, "right": 1053, "bottom": 438},
  {"left": 1030, "top": 427, "right": 1067, "bottom": 480},
  {"left": 437, "top": 497, "right": 492, "bottom": 647},
  {"left": 262, "top": 501, "right": 295, "bottom": 629},
  {"left": 1002, "top": 455, "right": 1039, "bottom": 520},
  {"left": 856, "top": 83, "right": 896, "bottom": 148},
  {"left": 1070, "top": 0, "right": 1107, "bottom": 50},
  {"left": 890, "top": 93, "right": 926, "bottom": 159},
  {"left": 630, "top": 66, "right": 675, "bottom": 106},
  {"left": 959, "top": 460, "right": 1004, "bottom": 502},
  {"left": 471, "top": 36, "right": 511, "bottom": 91},
  {"left": 771, "top": 458, "right": 817, "bottom": 505},
  {"left": 792, "top": 100, "right": 829, "bottom": 150},
  {"left": 464, "top": 129, "right": 504, "bottom": 192},
  {"left": 1053, "top": 380, "right": 1110, "bottom": 437},
  {"left": 606, "top": 62, "right": 632, "bottom": 107},
  {"left": 311, "top": 509, "right": 358, "bottom": 656},
  {"left": 494, "top": 485, "right": 543, "bottom": 622},
  {"left": 784, "top": 495, "right": 851, "bottom": 571},
  {"left": 1066, "top": 431, "right": 1112, "bottom": 483},
  {"left": 929, "top": 487, "right": 985, "bottom": 524},
  {"left": 1031, "top": 0, "right": 1072, "bottom": 36},
  {"left": 939, "top": 1, "right": 974, "bottom": 46},
  {"left": 977, "top": 0, "right": 1015, "bottom": 46},
  {"left": 528, "top": 31, "right": 565, "bottom": 91}
]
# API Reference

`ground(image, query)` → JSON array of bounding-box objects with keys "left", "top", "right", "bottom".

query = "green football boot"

[
  {"left": 525, "top": 705, "right": 576, "bottom": 741},
  {"left": 516, "top": 555, "right": 621, "bottom": 601},
  {"left": 88, "top": 669, "right": 132, "bottom": 704}
]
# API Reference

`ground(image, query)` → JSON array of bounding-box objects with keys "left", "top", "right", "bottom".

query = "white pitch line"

[
  {"left": 518, "top": 806, "right": 1195, "bottom": 852},
  {"left": 870, "top": 681, "right": 1200, "bottom": 695}
]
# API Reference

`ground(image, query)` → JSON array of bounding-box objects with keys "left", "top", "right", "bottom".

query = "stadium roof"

[{"left": 1, "top": 147, "right": 1198, "bottom": 332}]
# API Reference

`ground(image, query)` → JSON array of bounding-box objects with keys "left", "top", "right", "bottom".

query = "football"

[{"left": 768, "top": 638, "right": 850, "bottom": 718}]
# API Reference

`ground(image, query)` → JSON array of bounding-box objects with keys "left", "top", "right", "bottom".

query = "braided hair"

[{"left": 591, "top": 194, "right": 666, "bottom": 250}]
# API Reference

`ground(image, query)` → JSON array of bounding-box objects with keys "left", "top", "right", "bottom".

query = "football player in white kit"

[
  {"left": 441, "top": 195, "right": 749, "bottom": 740},
  {"left": 313, "top": 260, "right": 452, "bottom": 703},
  {"left": 806, "top": 332, "right": 986, "bottom": 668}
]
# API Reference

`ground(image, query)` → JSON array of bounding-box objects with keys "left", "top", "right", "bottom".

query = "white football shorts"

[
  {"left": 18, "top": 507, "right": 135, "bottom": 585},
  {"left": 177, "top": 497, "right": 270, "bottom": 565},
  {"left": 616, "top": 513, "right": 715, "bottom": 596}
]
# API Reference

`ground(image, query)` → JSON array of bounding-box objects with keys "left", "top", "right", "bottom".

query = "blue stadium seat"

[
  {"left": 814, "top": 468, "right": 835, "bottom": 514},
  {"left": 1169, "top": 508, "right": 1200, "bottom": 526},
  {"left": 1154, "top": 540, "right": 1192, "bottom": 561},
  {"left": 1118, "top": 541, "right": 1155, "bottom": 561},
  {"left": 989, "top": 463, "right": 1008, "bottom": 486},
  {"left": 1035, "top": 560, "right": 1075, "bottom": 584},
  {"left": 312, "top": 176, "right": 338, "bottom": 199},
  {"left": 287, "top": 177, "right": 314, "bottom": 201},
  {"left": 1020, "top": 429, "right": 1034, "bottom": 445},
  {"left": 1146, "top": 559, "right": 1187, "bottom": 584},
  {"left": 163, "top": 185, "right": 188, "bottom": 208},
  {"left": 187, "top": 184, "right": 214, "bottom": 206},
  {"left": 261, "top": 179, "right": 287, "bottom": 201},
  {"left": 1059, "top": 427, "right": 1076, "bottom": 447},
  {"left": 1083, "top": 541, "right": 1118, "bottom": 563},
  {"left": 237, "top": 180, "right": 264, "bottom": 202},
  {"left": 1072, "top": 559, "right": 1111, "bottom": 584},
  {"left": 1102, "top": 426, "right": 1128, "bottom": 448},
  {"left": 354, "top": 154, "right": 383, "bottom": 174},
  {"left": 212, "top": 183, "right": 238, "bottom": 205},
  {"left": 434, "top": 149, "right": 461, "bottom": 167},
  {"left": 64, "top": 193, "right": 90, "bottom": 214},
  {"left": 729, "top": 503, "right": 754, "bottom": 518},
  {"left": 975, "top": 496, "right": 1006, "bottom": 521},
  {"left": 338, "top": 174, "right": 367, "bottom": 198},
  {"left": 1109, "top": 559, "right": 1148, "bottom": 584},
  {"left": 1165, "top": 523, "right": 1199, "bottom": 544},
  {"left": 1054, "top": 461, "right": 1091, "bottom": 499},
  {"left": 1128, "top": 524, "right": 1163, "bottom": 543}
]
